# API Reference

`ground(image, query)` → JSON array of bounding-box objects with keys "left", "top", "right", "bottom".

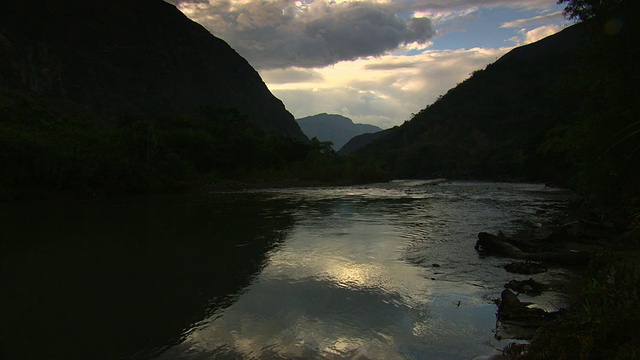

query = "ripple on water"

[{"left": 158, "top": 181, "right": 573, "bottom": 360}]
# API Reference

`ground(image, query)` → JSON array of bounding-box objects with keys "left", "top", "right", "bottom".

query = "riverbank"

[{"left": 495, "top": 206, "right": 640, "bottom": 359}]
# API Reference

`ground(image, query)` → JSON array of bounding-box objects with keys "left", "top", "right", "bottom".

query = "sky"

[{"left": 167, "top": 0, "right": 570, "bottom": 129}]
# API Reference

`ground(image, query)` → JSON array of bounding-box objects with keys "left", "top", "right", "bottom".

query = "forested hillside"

[
  {"left": 351, "top": 1, "right": 639, "bottom": 209},
  {"left": 0, "top": 0, "right": 305, "bottom": 139},
  {"left": 0, "top": 0, "right": 321, "bottom": 197}
]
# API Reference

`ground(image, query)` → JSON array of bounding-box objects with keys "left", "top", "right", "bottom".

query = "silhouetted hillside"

[
  {"left": 0, "top": 0, "right": 305, "bottom": 139},
  {"left": 353, "top": 4, "right": 640, "bottom": 205},
  {"left": 0, "top": 0, "right": 340, "bottom": 196},
  {"left": 297, "top": 113, "right": 381, "bottom": 150},
  {"left": 339, "top": 129, "right": 391, "bottom": 155}
]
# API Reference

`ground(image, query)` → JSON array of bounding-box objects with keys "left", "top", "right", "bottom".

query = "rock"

[
  {"left": 475, "top": 232, "right": 525, "bottom": 257},
  {"left": 498, "top": 288, "right": 528, "bottom": 313},
  {"left": 526, "top": 249, "right": 590, "bottom": 265},
  {"left": 494, "top": 289, "right": 558, "bottom": 340},
  {"left": 475, "top": 232, "right": 591, "bottom": 265},
  {"left": 504, "top": 278, "right": 547, "bottom": 296},
  {"left": 504, "top": 261, "right": 547, "bottom": 274}
]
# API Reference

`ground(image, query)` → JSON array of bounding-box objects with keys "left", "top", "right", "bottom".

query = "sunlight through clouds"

[
  {"left": 521, "top": 24, "right": 565, "bottom": 44},
  {"left": 167, "top": 0, "right": 568, "bottom": 127},
  {"left": 261, "top": 47, "right": 510, "bottom": 128}
]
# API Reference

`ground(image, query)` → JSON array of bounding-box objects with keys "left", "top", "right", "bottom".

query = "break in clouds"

[
  {"left": 166, "top": 0, "right": 565, "bottom": 128},
  {"left": 167, "top": 0, "right": 436, "bottom": 69},
  {"left": 167, "top": 0, "right": 560, "bottom": 70}
]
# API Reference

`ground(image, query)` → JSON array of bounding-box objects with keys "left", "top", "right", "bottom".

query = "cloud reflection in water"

[{"left": 158, "top": 182, "right": 571, "bottom": 359}]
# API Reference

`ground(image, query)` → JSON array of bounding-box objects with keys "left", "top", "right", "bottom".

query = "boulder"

[
  {"left": 504, "top": 261, "right": 547, "bottom": 275},
  {"left": 504, "top": 278, "right": 547, "bottom": 296},
  {"left": 475, "top": 232, "right": 590, "bottom": 265},
  {"left": 494, "top": 289, "right": 559, "bottom": 340}
]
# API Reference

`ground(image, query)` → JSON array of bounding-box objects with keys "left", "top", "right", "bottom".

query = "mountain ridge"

[
  {"left": 297, "top": 113, "right": 381, "bottom": 151},
  {"left": 0, "top": 0, "right": 305, "bottom": 139},
  {"left": 348, "top": 11, "right": 639, "bottom": 193}
]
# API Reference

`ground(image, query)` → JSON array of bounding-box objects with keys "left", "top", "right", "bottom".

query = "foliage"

[
  {"left": 352, "top": 1, "right": 639, "bottom": 213},
  {"left": 516, "top": 249, "right": 640, "bottom": 359},
  {"left": 538, "top": 15, "right": 640, "bottom": 211},
  {"left": 0, "top": 97, "right": 376, "bottom": 198},
  {"left": 557, "top": 0, "right": 628, "bottom": 21}
]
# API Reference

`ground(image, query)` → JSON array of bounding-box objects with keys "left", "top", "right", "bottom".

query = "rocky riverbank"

[{"left": 479, "top": 207, "right": 640, "bottom": 359}]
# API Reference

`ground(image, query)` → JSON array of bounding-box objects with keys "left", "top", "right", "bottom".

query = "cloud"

[
  {"left": 174, "top": 0, "right": 436, "bottom": 69},
  {"left": 263, "top": 47, "right": 510, "bottom": 128},
  {"left": 363, "top": 61, "right": 419, "bottom": 70},
  {"left": 388, "top": 0, "right": 558, "bottom": 20},
  {"left": 165, "top": 0, "right": 566, "bottom": 129},
  {"left": 506, "top": 24, "right": 564, "bottom": 45},
  {"left": 261, "top": 67, "right": 325, "bottom": 84},
  {"left": 497, "top": 10, "right": 565, "bottom": 45},
  {"left": 168, "top": 0, "right": 563, "bottom": 70},
  {"left": 396, "top": 0, "right": 557, "bottom": 11},
  {"left": 501, "top": 10, "right": 564, "bottom": 28},
  {"left": 520, "top": 24, "right": 564, "bottom": 44}
]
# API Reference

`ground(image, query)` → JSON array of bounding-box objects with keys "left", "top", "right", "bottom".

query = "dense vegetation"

[
  {"left": 0, "top": 0, "right": 385, "bottom": 199},
  {"left": 0, "top": 93, "right": 385, "bottom": 198},
  {"left": 516, "top": 247, "right": 640, "bottom": 359},
  {"left": 0, "top": 0, "right": 307, "bottom": 144},
  {"left": 1, "top": 0, "right": 638, "bottom": 357},
  {"left": 501, "top": 1, "right": 640, "bottom": 358},
  {"left": 557, "top": 0, "right": 628, "bottom": 21},
  {"left": 350, "top": 0, "right": 639, "bottom": 213}
]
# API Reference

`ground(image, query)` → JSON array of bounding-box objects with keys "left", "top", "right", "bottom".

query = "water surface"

[{"left": 1, "top": 181, "right": 573, "bottom": 359}]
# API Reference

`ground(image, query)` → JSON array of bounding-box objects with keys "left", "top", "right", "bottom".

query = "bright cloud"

[
  {"left": 501, "top": 10, "right": 564, "bottom": 28},
  {"left": 166, "top": 0, "right": 569, "bottom": 128},
  {"left": 520, "top": 24, "right": 564, "bottom": 44},
  {"left": 261, "top": 47, "right": 510, "bottom": 129}
]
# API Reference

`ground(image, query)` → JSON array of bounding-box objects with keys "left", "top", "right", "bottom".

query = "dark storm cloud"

[
  {"left": 299, "top": 4, "right": 434, "bottom": 65},
  {"left": 175, "top": 1, "right": 435, "bottom": 69}
]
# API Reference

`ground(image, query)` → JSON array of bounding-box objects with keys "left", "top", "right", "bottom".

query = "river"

[{"left": 1, "top": 181, "right": 576, "bottom": 359}]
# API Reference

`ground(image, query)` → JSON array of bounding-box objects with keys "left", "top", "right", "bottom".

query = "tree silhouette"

[{"left": 557, "top": 0, "right": 628, "bottom": 21}]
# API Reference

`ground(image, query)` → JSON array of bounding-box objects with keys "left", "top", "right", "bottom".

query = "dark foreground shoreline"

[{"left": 487, "top": 205, "right": 640, "bottom": 359}]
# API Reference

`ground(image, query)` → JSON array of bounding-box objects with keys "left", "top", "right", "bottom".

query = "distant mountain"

[
  {"left": 297, "top": 113, "right": 382, "bottom": 150},
  {"left": 0, "top": 0, "right": 305, "bottom": 140},
  {"left": 339, "top": 130, "right": 390, "bottom": 155},
  {"left": 351, "top": 7, "right": 640, "bottom": 190}
]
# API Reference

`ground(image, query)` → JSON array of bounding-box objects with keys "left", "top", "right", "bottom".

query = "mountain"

[
  {"left": 0, "top": 0, "right": 305, "bottom": 140},
  {"left": 351, "top": 5, "right": 640, "bottom": 196},
  {"left": 0, "top": 0, "right": 326, "bottom": 196},
  {"left": 339, "top": 130, "right": 390, "bottom": 155},
  {"left": 297, "top": 113, "right": 382, "bottom": 150}
]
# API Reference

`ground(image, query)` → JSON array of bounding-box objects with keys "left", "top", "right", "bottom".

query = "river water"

[{"left": 1, "top": 181, "right": 575, "bottom": 359}]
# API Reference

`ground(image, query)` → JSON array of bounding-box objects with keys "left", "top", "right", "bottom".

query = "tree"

[{"left": 557, "top": 0, "right": 627, "bottom": 21}]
